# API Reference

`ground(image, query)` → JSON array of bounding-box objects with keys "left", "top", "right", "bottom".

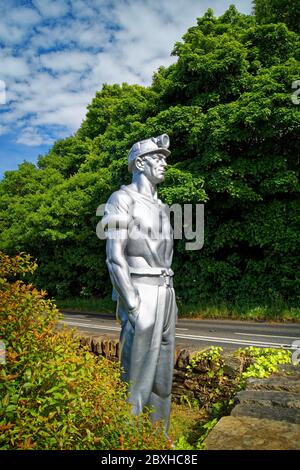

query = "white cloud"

[
  {"left": 33, "top": 0, "right": 70, "bottom": 18},
  {"left": 0, "top": 55, "right": 30, "bottom": 79},
  {"left": 0, "top": 22, "right": 26, "bottom": 44},
  {"left": 0, "top": 124, "right": 10, "bottom": 136},
  {"left": 16, "top": 127, "right": 54, "bottom": 146},
  {"left": 0, "top": 5, "right": 41, "bottom": 44},
  {"left": 0, "top": 0, "right": 253, "bottom": 147},
  {"left": 39, "top": 50, "right": 95, "bottom": 72},
  {"left": 29, "top": 20, "right": 109, "bottom": 52},
  {"left": 6, "top": 7, "right": 41, "bottom": 26},
  {"left": 0, "top": 80, "right": 6, "bottom": 105},
  {"left": 32, "top": 104, "right": 87, "bottom": 129}
]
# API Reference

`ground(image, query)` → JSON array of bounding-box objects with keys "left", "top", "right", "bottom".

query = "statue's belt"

[{"left": 129, "top": 267, "right": 174, "bottom": 288}]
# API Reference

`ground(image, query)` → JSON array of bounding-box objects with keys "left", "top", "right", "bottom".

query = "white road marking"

[
  {"left": 235, "top": 332, "right": 300, "bottom": 340},
  {"left": 62, "top": 316, "right": 93, "bottom": 322},
  {"left": 62, "top": 320, "right": 188, "bottom": 331},
  {"left": 61, "top": 320, "right": 120, "bottom": 331},
  {"left": 60, "top": 320, "right": 298, "bottom": 349},
  {"left": 176, "top": 333, "right": 295, "bottom": 349}
]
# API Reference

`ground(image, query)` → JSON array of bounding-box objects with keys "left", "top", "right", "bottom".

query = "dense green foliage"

[
  {"left": 0, "top": 4, "right": 299, "bottom": 311},
  {"left": 0, "top": 252, "right": 169, "bottom": 450},
  {"left": 254, "top": 0, "right": 300, "bottom": 33}
]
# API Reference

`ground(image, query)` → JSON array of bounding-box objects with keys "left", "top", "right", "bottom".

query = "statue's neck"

[{"left": 131, "top": 173, "right": 158, "bottom": 200}]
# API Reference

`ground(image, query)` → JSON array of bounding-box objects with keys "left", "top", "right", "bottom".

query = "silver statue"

[{"left": 102, "top": 134, "right": 177, "bottom": 434}]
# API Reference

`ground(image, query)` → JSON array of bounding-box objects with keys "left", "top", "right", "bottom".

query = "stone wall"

[
  {"left": 80, "top": 334, "right": 120, "bottom": 361},
  {"left": 203, "top": 363, "right": 300, "bottom": 450},
  {"left": 79, "top": 333, "right": 300, "bottom": 449},
  {"left": 79, "top": 334, "right": 242, "bottom": 403}
]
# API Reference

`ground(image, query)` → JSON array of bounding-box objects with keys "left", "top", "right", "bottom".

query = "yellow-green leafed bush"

[
  {"left": 237, "top": 346, "right": 291, "bottom": 380},
  {"left": 0, "top": 252, "right": 169, "bottom": 450}
]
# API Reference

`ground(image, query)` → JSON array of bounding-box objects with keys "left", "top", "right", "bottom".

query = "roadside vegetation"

[
  {"left": 57, "top": 296, "right": 300, "bottom": 322},
  {"left": 0, "top": 252, "right": 292, "bottom": 450},
  {"left": 0, "top": 253, "right": 169, "bottom": 450}
]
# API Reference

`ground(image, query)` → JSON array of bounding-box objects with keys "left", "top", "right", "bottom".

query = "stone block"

[
  {"left": 184, "top": 379, "right": 199, "bottom": 391},
  {"left": 236, "top": 390, "right": 300, "bottom": 408},
  {"left": 176, "top": 349, "right": 190, "bottom": 369},
  {"left": 247, "top": 376, "right": 300, "bottom": 394},
  {"left": 203, "top": 416, "right": 300, "bottom": 450},
  {"left": 91, "top": 337, "right": 103, "bottom": 355},
  {"left": 275, "top": 364, "right": 300, "bottom": 378},
  {"left": 102, "top": 339, "right": 111, "bottom": 357},
  {"left": 231, "top": 403, "right": 300, "bottom": 424},
  {"left": 223, "top": 353, "right": 242, "bottom": 377},
  {"left": 173, "top": 369, "right": 187, "bottom": 380}
]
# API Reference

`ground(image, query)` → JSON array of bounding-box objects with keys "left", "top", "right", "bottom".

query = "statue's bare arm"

[{"left": 106, "top": 234, "right": 140, "bottom": 312}]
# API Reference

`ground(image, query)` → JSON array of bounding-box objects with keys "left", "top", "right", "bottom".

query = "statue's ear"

[{"left": 134, "top": 156, "right": 145, "bottom": 172}]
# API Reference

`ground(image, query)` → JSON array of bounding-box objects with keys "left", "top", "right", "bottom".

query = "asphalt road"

[{"left": 60, "top": 311, "right": 300, "bottom": 352}]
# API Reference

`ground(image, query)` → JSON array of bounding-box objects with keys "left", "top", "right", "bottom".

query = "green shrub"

[
  {"left": 0, "top": 252, "right": 169, "bottom": 450},
  {"left": 237, "top": 346, "right": 291, "bottom": 381}
]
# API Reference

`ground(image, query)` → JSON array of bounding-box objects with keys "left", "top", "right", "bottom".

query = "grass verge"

[
  {"left": 169, "top": 403, "right": 209, "bottom": 449},
  {"left": 178, "top": 300, "right": 300, "bottom": 322},
  {"left": 56, "top": 296, "right": 115, "bottom": 314},
  {"left": 56, "top": 296, "right": 300, "bottom": 322}
]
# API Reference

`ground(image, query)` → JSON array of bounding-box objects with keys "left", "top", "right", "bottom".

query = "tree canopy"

[
  {"left": 254, "top": 0, "right": 300, "bottom": 33},
  {"left": 0, "top": 4, "right": 299, "bottom": 309}
]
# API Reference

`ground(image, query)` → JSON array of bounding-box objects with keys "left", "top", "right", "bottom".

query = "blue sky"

[{"left": 0, "top": 0, "right": 252, "bottom": 178}]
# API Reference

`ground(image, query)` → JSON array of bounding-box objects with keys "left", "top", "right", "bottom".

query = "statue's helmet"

[{"left": 128, "top": 134, "right": 170, "bottom": 172}]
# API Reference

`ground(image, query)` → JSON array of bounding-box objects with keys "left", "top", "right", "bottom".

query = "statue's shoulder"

[{"left": 106, "top": 185, "right": 134, "bottom": 211}]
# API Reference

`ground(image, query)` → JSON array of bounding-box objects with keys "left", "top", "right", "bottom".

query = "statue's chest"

[{"left": 131, "top": 200, "right": 172, "bottom": 239}]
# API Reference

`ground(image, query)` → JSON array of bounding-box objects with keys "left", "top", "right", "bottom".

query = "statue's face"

[{"left": 142, "top": 153, "right": 167, "bottom": 184}]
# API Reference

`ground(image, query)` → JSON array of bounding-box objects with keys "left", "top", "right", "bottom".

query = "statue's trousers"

[{"left": 117, "top": 274, "right": 177, "bottom": 433}]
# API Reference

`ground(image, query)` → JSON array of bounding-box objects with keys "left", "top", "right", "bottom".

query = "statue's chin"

[
  {"left": 147, "top": 174, "right": 165, "bottom": 185},
  {"left": 157, "top": 174, "right": 165, "bottom": 183}
]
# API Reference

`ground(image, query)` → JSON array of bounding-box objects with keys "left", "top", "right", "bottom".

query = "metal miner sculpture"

[{"left": 102, "top": 134, "right": 177, "bottom": 434}]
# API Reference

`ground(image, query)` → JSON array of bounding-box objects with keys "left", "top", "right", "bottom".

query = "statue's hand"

[{"left": 127, "top": 299, "right": 140, "bottom": 328}]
